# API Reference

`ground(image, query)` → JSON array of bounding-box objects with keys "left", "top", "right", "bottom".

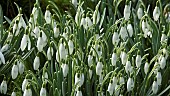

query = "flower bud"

[
  {"left": 111, "top": 52, "right": 117, "bottom": 66},
  {"left": 61, "top": 63, "right": 69, "bottom": 77},
  {"left": 1, "top": 44, "right": 9, "bottom": 52},
  {"left": 75, "top": 73, "right": 84, "bottom": 88},
  {"left": 88, "top": 54, "right": 93, "bottom": 67},
  {"left": 127, "top": 23, "right": 133, "bottom": 37},
  {"left": 124, "top": 2, "right": 131, "bottom": 20},
  {"left": 22, "top": 78, "right": 28, "bottom": 92},
  {"left": 120, "top": 26, "right": 128, "bottom": 40},
  {"left": 125, "top": 60, "right": 131, "bottom": 74},
  {"left": 11, "top": 91, "right": 16, "bottom": 96},
  {"left": 33, "top": 26, "right": 40, "bottom": 38},
  {"left": 0, "top": 80, "right": 7, "bottom": 94},
  {"left": 152, "top": 81, "right": 158, "bottom": 94},
  {"left": 20, "top": 34, "right": 28, "bottom": 51},
  {"left": 137, "top": 7, "right": 143, "bottom": 19},
  {"left": 33, "top": 56, "right": 40, "bottom": 70},
  {"left": 68, "top": 40, "right": 74, "bottom": 54},
  {"left": 107, "top": 81, "right": 114, "bottom": 95},
  {"left": 153, "top": 6, "right": 160, "bottom": 21},
  {"left": 127, "top": 77, "right": 134, "bottom": 92},
  {"left": 160, "top": 56, "right": 166, "bottom": 69},
  {"left": 156, "top": 72, "right": 162, "bottom": 86},
  {"left": 144, "top": 61, "right": 149, "bottom": 74},
  {"left": 45, "top": 7, "right": 51, "bottom": 24},
  {"left": 47, "top": 47, "right": 54, "bottom": 60},
  {"left": 0, "top": 51, "right": 5, "bottom": 64},
  {"left": 112, "top": 32, "right": 119, "bottom": 45},
  {"left": 40, "top": 86, "right": 46, "bottom": 96},
  {"left": 120, "top": 51, "right": 127, "bottom": 65},
  {"left": 96, "top": 61, "right": 103, "bottom": 76},
  {"left": 136, "top": 55, "right": 142, "bottom": 68},
  {"left": 54, "top": 26, "right": 59, "bottom": 38},
  {"left": 11, "top": 64, "right": 19, "bottom": 79}
]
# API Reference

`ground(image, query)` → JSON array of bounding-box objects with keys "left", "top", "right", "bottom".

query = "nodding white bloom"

[
  {"left": 153, "top": 62, "right": 160, "bottom": 74},
  {"left": 11, "top": 64, "right": 18, "bottom": 79},
  {"left": 88, "top": 54, "right": 93, "bottom": 67},
  {"left": 61, "top": 63, "right": 69, "bottom": 77},
  {"left": 42, "top": 72, "right": 48, "bottom": 83},
  {"left": 13, "top": 21, "right": 18, "bottom": 35},
  {"left": 1, "top": 44, "right": 9, "bottom": 52},
  {"left": 76, "top": 90, "right": 83, "bottom": 96},
  {"left": 120, "top": 26, "right": 128, "bottom": 40},
  {"left": 160, "top": 56, "right": 166, "bottom": 69},
  {"left": 0, "top": 80, "right": 7, "bottom": 94},
  {"left": 112, "top": 32, "right": 119, "bottom": 45},
  {"left": 62, "top": 32, "right": 68, "bottom": 40},
  {"left": 41, "top": 31, "right": 47, "bottom": 47},
  {"left": 89, "top": 69, "right": 93, "bottom": 79},
  {"left": 33, "top": 26, "right": 40, "bottom": 38},
  {"left": 112, "top": 76, "right": 118, "bottom": 86},
  {"left": 152, "top": 81, "right": 158, "bottom": 94},
  {"left": 115, "top": 84, "right": 120, "bottom": 96},
  {"left": 45, "top": 9, "right": 51, "bottom": 24},
  {"left": 72, "top": 0, "right": 77, "bottom": 7},
  {"left": 68, "top": 40, "right": 74, "bottom": 54},
  {"left": 107, "top": 80, "right": 114, "bottom": 95},
  {"left": 136, "top": 54, "right": 142, "bottom": 68},
  {"left": 75, "top": 73, "right": 84, "bottom": 88},
  {"left": 124, "top": 2, "right": 131, "bottom": 20},
  {"left": 162, "top": 48, "right": 169, "bottom": 59},
  {"left": 144, "top": 61, "right": 149, "bottom": 74},
  {"left": 54, "top": 26, "right": 60, "bottom": 38},
  {"left": 23, "top": 87, "right": 32, "bottom": 96},
  {"left": 20, "top": 34, "right": 31, "bottom": 51},
  {"left": 33, "top": 56, "right": 40, "bottom": 70},
  {"left": 127, "top": 77, "right": 134, "bottom": 92},
  {"left": 96, "top": 61, "right": 103, "bottom": 76},
  {"left": 32, "top": 6, "right": 38, "bottom": 22},
  {"left": 0, "top": 51, "right": 5, "bottom": 64},
  {"left": 137, "top": 7, "right": 143, "bottom": 19},
  {"left": 93, "top": 10, "right": 100, "bottom": 24},
  {"left": 153, "top": 6, "right": 160, "bottom": 21},
  {"left": 59, "top": 43, "right": 67, "bottom": 60},
  {"left": 80, "top": 17, "right": 86, "bottom": 28},
  {"left": 85, "top": 17, "right": 93, "bottom": 28},
  {"left": 120, "top": 51, "right": 127, "bottom": 65},
  {"left": 19, "top": 16, "right": 26, "bottom": 29},
  {"left": 111, "top": 52, "right": 117, "bottom": 66},
  {"left": 161, "top": 33, "right": 167, "bottom": 44},
  {"left": 156, "top": 72, "right": 162, "bottom": 86},
  {"left": 125, "top": 60, "right": 132, "bottom": 74},
  {"left": 142, "top": 20, "right": 152, "bottom": 38},
  {"left": 37, "top": 36, "right": 44, "bottom": 52},
  {"left": 18, "top": 61, "right": 24, "bottom": 74},
  {"left": 47, "top": 47, "right": 54, "bottom": 60},
  {"left": 127, "top": 23, "right": 133, "bottom": 37},
  {"left": 40, "top": 86, "right": 46, "bottom": 96},
  {"left": 28, "top": 14, "right": 34, "bottom": 29},
  {"left": 119, "top": 77, "right": 125, "bottom": 85},
  {"left": 11, "top": 91, "right": 16, "bottom": 96},
  {"left": 22, "top": 78, "right": 28, "bottom": 92}
]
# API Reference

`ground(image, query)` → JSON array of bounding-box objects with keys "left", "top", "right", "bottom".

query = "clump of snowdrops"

[{"left": 0, "top": 0, "right": 170, "bottom": 96}]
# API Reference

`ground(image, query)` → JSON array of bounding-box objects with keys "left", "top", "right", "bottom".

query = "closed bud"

[
  {"left": 33, "top": 56, "right": 40, "bottom": 70},
  {"left": 153, "top": 6, "right": 160, "bottom": 21},
  {"left": 124, "top": 2, "right": 131, "bottom": 20},
  {"left": 127, "top": 77, "right": 134, "bottom": 92},
  {"left": 127, "top": 23, "right": 133, "bottom": 37},
  {"left": 152, "top": 81, "right": 158, "bottom": 94},
  {"left": 111, "top": 52, "right": 117, "bottom": 66},
  {"left": 156, "top": 72, "right": 162, "bottom": 85},
  {"left": 112, "top": 32, "right": 119, "bottom": 45},
  {"left": 137, "top": 7, "right": 143, "bottom": 19},
  {"left": 54, "top": 27, "right": 59, "bottom": 38},
  {"left": 120, "top": 26, "right": 128, "bottom": 40},
  {"left": 68, "top": 40, "right": 74, "bottom": 54},
  {"left": 0, "top": 80, "right": 7, "bottom": 94},
  {"left": 47, "top": 47, "right": 54, "bottom": 60},
  {"left": 144, "top": 61, "right": 149, "bottom": 74},
  {"left": 11, "top": 64, "right": 18, "bottom": 79},
  {"left": 96, "top": 61, "right": 103, "bottom": 75},
  {"left": 45, "top": 9, "right": 51, "bottom": 24},
  {"left": 136, "top": 55, "right": 142, "bottom": 68},
  {"left": 61, "top": 63, "right": 69, "bottom": 77},
  {"left": 160, "top": 56, "right": 166, "bottom": 69}
]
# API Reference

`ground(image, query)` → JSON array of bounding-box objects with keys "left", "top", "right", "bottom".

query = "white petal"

[{"left": 20, "top": 34, "right": 28, "bottom": 51}]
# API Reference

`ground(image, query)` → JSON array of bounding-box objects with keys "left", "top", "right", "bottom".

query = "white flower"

[
  {"left": 18, "top": 16, "right": 26, "bottom": 29},
  {"left": 41, "top": 31, "right": 47, "bottom": 47},
  {"left": 72, "top": 0, "right": 77, "bottom": 7},
  {"left": 120, "top": 26, "right": 128, "bottom": 40},
  {"left": 76, "top": 90, "right": 83, "bottom": 96},
  {"left": 162, "top": 48, "right": 169, "bottom": 59},
  {"left": 75, "top": 73, "right": 84, "bottom": 88},
  {"left": 42, "top": 72, "right": 48, "bottom": 83},
  {"left": 59, "top": 43, "right": 67, "bottom": 60},
  {"left": 1, "top": 44, "right": 9, "bottom": 52},
  {"left": 125, "top": 60, "right": 131, "bottom": 74},
  {"left": 22, "top": 78, "right": 28, "bottom": 92},
  {"left": 68, "top": 40, "right": 74, "bottom": 54},
  {"left": 11, "top": 91, "right": 16, "bottom": 96},
  {"left": 111, "top": 52, "right": 117, "bottom": 66},
  {"left": 124, "top": 3, "right": 131, "bottom": 20},
  {"left": 144, "top": 61, "right": 149, "bottom": 74},
  {"left": 89, "top": 69, "right": 92, "bottom": 79},
  {"left": 86, "top": 17, "right": 93, "bottom": 28},
  {"left": 40, "top": 87, "right": 46, "bottom": 96},
  {"left": 107, "top": 81, "right": 114, "bottom": 95},
  {"left": 120, "top": 51, "right": 127, "bottom": 65},
  {"left": 153, "top": 6, "right": 160, "bottom": 21},
  {"left": 11, "top": 64, "right": 18, "bottom": 79},
  {"left": 80, "top": 17, "right": 86, "bottom": 28},
  {"left": 99, "top": 74, "right": 103, "bottom": 84},
  {"left": 93, "top": 10, "right": 100, "bottom": 24},
  {"left": 156, "top": 72, "right": 162, "bottom": 86},
  {"left": 0, "top": 80, "right": 7, "bottom": 94},
  {"left": 62, "top": 32, "right": 68, "bottom": 40},
  {"left": 17, "top": 61, "right": 24, "bottom": 74},
  {"left": 54, "top": 26, "right": 60, "bottom": 38},
  {"left": 37, "top": 36, "right": 44, "bottom": 52},
  {"left": 32, "top": 6, "right": 38, "bottom": 22},
  {"left": 96, "top": 61, "right": 103, "bottom": 75},
  {"left": 23, "top": 88, "right": 32, "bottom": 96},
  {"left": 33, "top": 56, "right": 40, "bottom": 70},
  {"left": 112, "top": 76, "right": 117, "bottom": 86},
  {"left": 47, "top": 47, "right": 54, "bottom": 60},
  {"left": 152, "top": 81, "right": 158, "bottom": 94},
  {"left": 33, "top": 26, "right": 40, "bottom": 38},
  {"left": 161, "top": 33, "right": 167, "bottom": 44},
  {"left": 136, "top": 54, "right": 142, "bottom": 68},
  {"left": 127, "top": 77, "right": 134, "bottom": 92},
  {"left": 112, "top": 32, "right": 119, "bottom": 45},
  {"left": 61, "top": 63, "right": 69, "bottom": 77},
  {"left": 20, "top": 34, "right": 29, "bottom": 51},
  {"left": 88, "top": 54, "right": 93, "bottom": 67},
  {"left": 137, "top": 7, "right": 143, "bottom": 19},
  {"left": 0, "top": 51, "right": 5, "bottom": 64},
  {"left": 13, "top": 22, "right": 18, "bottom": 35},
  {"left": 119, "top": 77, "right": 125, "bottom": 85},
  {"left": 114, "top": 84, "right": 120, "bottom": 96},
  {"left": 45, "top": 10, "right": 51, "bottom": 24},
  {"left": 160, "top": 56, "right": 166, "bottom": 69},
  {"left": 127, "top": 23, "right": 133, "bottom": 37}
]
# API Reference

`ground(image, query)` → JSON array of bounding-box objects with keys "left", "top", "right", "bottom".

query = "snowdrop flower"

[
  {"left": 0, "top": 79, "right": 7, "bottom": 94},
  {"left": 111, "top": 50, "right": 117, "bottom": 66},
  {"left": 18, "top": 16, "right": 26, "bottom": 29},
  {"left": 80, "top": 16, "right": 86, "bottom": 28},
  {"left": 93, "top": 10, "right": 100, "bottom": 24},
  {"left": 162, "top": 48, "right": 169, "bottom": 59},
  {"left": 160, "top": 55, "right": 166, "bottom": 69},
  {"left": 41, "top": 31, "right": 47, "bottom": 47},
  {"left": 125, "top": 60, "right": 132, "bottom": 74},
  {"left": 61, "top": 63, "right": 69, "bottom": 77},
  {"left": 124, "top": 2, "right": 131, "bottom": 20},
  {"left": 96, "top": 60, "right": 103, "bottom": 76},
  {"left": 89, "top": 69, "right": 93, "bottom": 79},
  {"left": 68, "top": 39, "right": 74, "bottom": 54},
  {"left": 86, "top": 16, "right": 93, "bottom": 28},
  {"left": 127, "top": 23, "right": 133, "bottom": 37},
  {"left": 144, "top": 61, "right": 149, "bottom": 74},
  {"left": 127, "top": 77, "right": 134, "bottom": 92},
  {"left": 112, "top": 32, "right": 119, "bottom": 45},
  {"left": 161, "top": 33, "right": 167, "bottom": 44},
  {"left": 152, "top": 80, "right": 158, "bottom": 94},
  {"left": 165, "top": 12, "right": 170, "bottom": 22},
  {"left": 153, "top": 5, "right": 160, "bottom": 21},
  {"left": 54, "top": 26, "right": 60, "bottom": 38},
  {"left": 136, "top": 51, "right": 142, "bottom": 68},
  {"left": 42, "top": 72, "right": 48, "bottom": 84},
  {"left": 114, "top": 84, "right": 120, "bottom": 96},
  {"left": 37, "top": 32, "right": 44, "bottom": 52},
  {"left": 45, "top": 7, "right": 51, "bottom": 24},
  {"left": 88, "top": 52, "right": 93, "bottom": 67},
  {"left": 156, "top": 72, "right": 162, "bottom": 86},
  {"left": 99, "top": 72, "right": 104, "bottom": 84},
  {"left": 1, "top": 43, "right": 9, "bottom": 52},
  {"left": 75, "top": 73, "right": 84, "bottom": 88},
  {"left": 120, "top": 25, "right": 128, "bottom": 40},
  {"left": 11, "top": 91, "right": 16, "bottom": 96},
  {"left": 18, "top": 61, "right": 24, "bottom": 74},
  {"left": 28, "top": 14, "right": 34, "bottom": 29},
  {"left": 32, "top": 4, "right": 38, "bottom": 22},
  {"left": 119, "top": 76, "right": 125, "bottom": 85},
  {"left": 72, "top": 0, "right": 77, "bottom": 8},
  {"left": 112, "top": 76, "right": 118, "bottom": 87},
  {"left": 23, "top": 85, "right": 32, "bottom": 96},
  {"left": 11, "top": 64, "right": 18, "bottom": 79},
  {"left": 40, "top": 83, "right": 46, "bottom": 96},
  {"left": 33, "top": 55, "right": 40, "bottom": 70},
  {"left": 13, "top": 21, "right": 18, "bottom": 35},
  {"left": 47, "top": 47, "right": 54, "bottom": 60},
  {"left": 22, "top": 77, "right": 29, "bottom": 92},
  {"left": 120, "top": 50, "right": 127, "bottom": 65},
  {"left": 20, "top": 33, "right": 31, "bottom": 51},
  {"left": 0, "top": 51, "right": 5, "bottom": 64},
  {"left": 137, "top": 7, "right": 143, "bottom": 19},
  {"left": 59, "top": 42, "right": 67, "bottom": 60},
  {"left": 107, "top": 80, "right": 114, "bottom": 95},
  {"left": 76, "top": 89, "right": 83, "bottom": 96},
  {"left": 33, "top": 26, "right": 40, "bottom": 38}
]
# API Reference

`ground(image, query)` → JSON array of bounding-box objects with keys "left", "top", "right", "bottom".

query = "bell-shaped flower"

[
  {"left": 124, "top": 2, "right": 131, "bottom": 20},
  {"left": 96, "top": 61, "right": 103, "bottom": 76},
  {"left": 136, "top": 53, "right": 142, "bottom": 68},
  {"left": 33, "top": 26, "right": 40, "bottom": 38},
  {"left": 45, "top": 9, "right": 51, "bottom": 24},
  {"left": 23, "top": 85, "right": 32, "bottom": 96},
  {"left": 22, "top": 77, "right": 29, "bottom": 92},
  {"left": 1, "top": 43, "right": 9, "bottom": 52},
  {"left": 127, "top": 77, "right": 134, "bottom": 92},
  {"left": 18, "top": 61, "right": 24, "bottom": 74},
  {"left": 137, "top": 7, "right": 143, "bottom": 19},
  {"left": 111, "top": 51, "right": 117, "bottom": 66},
  {"left": 125, "top": 60, "right": 132, "bottom": 74},
  {"left": 144, "top": 61, "right": 149, "bottom": 74},
  {"left": 68, "top": 40, "right": 74, "bottom": 54},
  {"left": 11, "top": 64, "right": 18, "bottom": 79},
  {"left": 160, "top": 55, "right": 166, "bottom": 69},
  {"left": 153, "top": 6, "right": 160, "bottom": 21},
  {"left": 156, "top": 72, "right": 162, "bottom": 86},
  {"left": 0, "top": 79, "right": 7, "bottom": 94},
  {"left": 72, "top": 0, "right": 77, "bottom": 7},
  {"left": 88, "top": 53, "right": 93, "bottom": 67},
  {"left": 40, "top": 83, "right": 47, "bottom": 96},
  {"left": 37, "top": 32, "right": 44, "bottom": 52},
  {"left": 152, "top": 80, "right": 158, "bottom": 94},
  {"left": 112, "top": 32, "right": 119, "bottom": 45},
  {"left": 120, "top": 26, "right": 128, "bottom": 40},
  {"left": 0, "top": 51, "right": 5, "bottom": 64},
  {"left": 54, "top": 26, "right": 60, "bottom": 38},
  {"left": 47, "top": 47, "right": 54, "bottom": 60},
  {"left": 120, "top": 51, "right": 127, "bottom": 65},
  {"left": 61, "top": 63, "right": 69, "bottom": 77},
  {"left": 11, "top": 91, "right": 16, "bottom": 96},
  {"left": 119, "top": 76, "right": 125, "bottom": 85},
  {"left": 127, "top": 23, "right": 133, "bottom": 37},
  {"left": 107, "top": 80, "right": 114, "bottom": 95},
  {"left": 75, "top": 73, "right": 84, "bottom": 88},
  {"left": 33, "top": 55, "right": 40, "bottom": 70}
]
